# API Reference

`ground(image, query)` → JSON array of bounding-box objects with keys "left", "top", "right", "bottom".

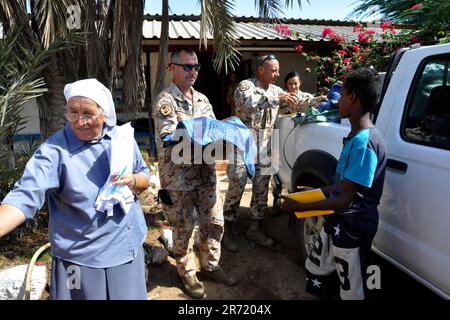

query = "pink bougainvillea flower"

[
  {"left": 276, "top": 24, "right": 293, "bottom": 37},
  {"left": 410, "top": 3, "right": 422, "bottom": 10},
  {"left": 332, "top": 34, "right": 345, "bottom": 43},
  {"left": 410, "top": 36, "right": 420, "bottom": 44},
  {"left": 366, "top": 29, "right": 376, "bottom": 35},
  {"left": 358, "top": 32, "right": 370, "bottom": 44},
  {"left": 295, "top": 44, "right": 303, "bottom": 53},
  {"left": 353, "top": 24, "right": 363, "bottom": 33},
  {"left": 345, "top": 64, "right": 353, "bottom": 69},
  {"left": 353, "top": 45, "right": 360, "bottom": 53},
  {"left": 381, "top": 21, "right": 396, "bottom": 34},
  {"left": 322, "top": 27, "right": 335, "bottom": 38},
  {"left": 338, "top": 50, "right": 347, "bottom": 55},
  {"left": 381, "top": 21, "right": 394, "bottom": 32},
  {"left": 343, "top": 57, "right": 351, "bottom": 64}
]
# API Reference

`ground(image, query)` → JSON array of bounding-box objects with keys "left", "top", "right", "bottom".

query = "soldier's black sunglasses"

[
  {"left": 172, "top": 63, "right": 201, "bottom": 72},
  {"left": 258, "top": 54, "right": 277, "bottom": 66}
]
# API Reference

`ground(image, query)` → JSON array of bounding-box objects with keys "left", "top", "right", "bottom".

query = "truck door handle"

[{"left": 387, "top": 159, "right": 408, "bottom": 173}]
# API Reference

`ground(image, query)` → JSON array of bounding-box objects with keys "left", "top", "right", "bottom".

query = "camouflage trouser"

[
  {"left": 162, "top": 187, "right": 224, "bottom": 277},
  {"left": 223, "top": 156, "right": 271, "bottom": 222}
]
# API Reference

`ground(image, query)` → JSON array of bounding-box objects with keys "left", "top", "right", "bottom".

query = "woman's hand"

[{"left": 112, "top": 173, "right": 136, "bottom": 190}]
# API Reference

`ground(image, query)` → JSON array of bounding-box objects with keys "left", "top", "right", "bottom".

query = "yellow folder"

[{"left": 284, "top": 188, "right": 334, "bottom": 219}]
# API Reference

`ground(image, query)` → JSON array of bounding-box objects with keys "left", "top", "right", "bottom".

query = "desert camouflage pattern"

[
  {"left": 153, "top": 82, "right": 216, "bottom": 192},
  {"left": 234, "top": 78, "right": 285, "bottom": 152},
  {"left": 226, "top": 78, "right": 287, "bottom": 220},
  {"left": 290, "top": 90, "right": 318, "bottom": 113},
  {"left": 153, "top": 82, "right": 223, "bottom": 277},
  {"left": 224, "top": 151, "right": 271, "bottom": 221},
  {"left": 162, "top": 188, "right": 224, "bottom": 277}
]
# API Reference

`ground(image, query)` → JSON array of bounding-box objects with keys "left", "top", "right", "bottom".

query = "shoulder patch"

[
  {"left": 159, "top": 104, "right": 173, "bottom": 116},
  {"left": 239, "top": 83, "right": 250, "bottom": 92}
]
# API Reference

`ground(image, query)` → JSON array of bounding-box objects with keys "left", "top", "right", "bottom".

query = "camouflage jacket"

[
  {"left": 233, "top": 78, "right": 285, "bottom": 152},
  {"left": 153, "top": 82, "right": 217, "bottom": 191},
  {"left": 279, "top": 89, "right": 319, "bottom": 114}
]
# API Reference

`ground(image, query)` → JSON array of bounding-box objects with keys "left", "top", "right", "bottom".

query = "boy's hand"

[{"left": 280, "top": 195, "right": 307, "bottom": 212}]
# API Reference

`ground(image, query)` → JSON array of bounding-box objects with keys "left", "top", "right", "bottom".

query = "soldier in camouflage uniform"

[
  {"left": 153, "top": 48, "right": 236, "bottom": 299},
  {"left": 222, "top": 54, "right": 301, "bottom": 252}
]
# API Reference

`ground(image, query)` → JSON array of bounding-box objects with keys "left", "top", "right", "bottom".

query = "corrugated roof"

[{"left": 143, "top": 15, "right": 390, "bottom": 42}]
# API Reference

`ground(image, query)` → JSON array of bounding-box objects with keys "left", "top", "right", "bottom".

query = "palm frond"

[
  {"left": 0, "top": 76, "right": 47, "bottom": 127},
  {"left": 0, "top": 0, "right": 28, "bottom": 29},
  {"left": 0, "top": 0, "right": 35, "bottom": 44},
  {"left": 32, "top": 0, "right": 84, "bottom": 48},
  {"left": 200, "top": 0, "right": 241, "bottom": 74},
  {"left": 351, "top": 0, "right": 449, "bottom": 42},
  {"left": 352, "top": 0, "right": 415, "bottom": 21},
  {"left": 255, "top": 0, "right": 285, "bottom": 18},
  {"left": 284, "top": 0, "right": 309, "bottom": 10},
  {"left": 109, "top": 0, "right": 145, "bottom": 117},
  {"left": 83, "top": 0, "right": 99, "bottom": 78}
]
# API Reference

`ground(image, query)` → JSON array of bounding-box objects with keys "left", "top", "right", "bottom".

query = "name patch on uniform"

[
  {"left": 239, "top": 83, "right": 250, "bottom": 92},
  {"left": 159, "top": 104, "right": 173, "bottom": 116}
]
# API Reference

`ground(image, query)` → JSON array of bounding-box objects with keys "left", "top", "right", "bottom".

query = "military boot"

[
  {"left": 180, "top": 274, "right": 205, "bottom": 299},
  {"left": 201, "top": 268, "right": 237, "bottom": 286},
  {"left": 246, "top": 219, "right": 274, "bottom": 247},
  {"left": 222, "top": 220, "right": 238, "bottom": 252}
]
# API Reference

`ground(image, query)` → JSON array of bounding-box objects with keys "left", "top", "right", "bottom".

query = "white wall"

[{"left": 17, "top": 99, "right": 40, "bottom": 135}]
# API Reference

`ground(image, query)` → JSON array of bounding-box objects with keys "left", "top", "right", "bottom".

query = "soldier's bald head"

[{"left": 256, "top": 54, "right": 280, "bottom": 87}]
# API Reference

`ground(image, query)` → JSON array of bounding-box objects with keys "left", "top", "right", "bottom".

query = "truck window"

[{"left": 402, "top": 56, "right": 450, "bottom": 150}]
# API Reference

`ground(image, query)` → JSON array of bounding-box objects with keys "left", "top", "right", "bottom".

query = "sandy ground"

[{"left": 145, "top": 171, "right": 315, "bottom": 300}]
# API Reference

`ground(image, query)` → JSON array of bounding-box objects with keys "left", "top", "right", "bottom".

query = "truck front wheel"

[{"left": 295, "top": 215, "right": 324, "bottom": 264}]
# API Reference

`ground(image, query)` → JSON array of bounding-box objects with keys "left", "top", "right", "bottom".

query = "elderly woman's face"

[{"left": 66, "top": 97, "right": 106, "bottom": 141}]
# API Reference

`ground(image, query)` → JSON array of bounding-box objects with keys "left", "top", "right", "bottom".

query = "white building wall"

[{"left": 18, "top": 100, "right": 41, "bottom": 136}]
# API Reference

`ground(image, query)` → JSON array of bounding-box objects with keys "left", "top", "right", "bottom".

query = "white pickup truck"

[{"left": 272, "top": 43, "right": 450, "bottom": 299}]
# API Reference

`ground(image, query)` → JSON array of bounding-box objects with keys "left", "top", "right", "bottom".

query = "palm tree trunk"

[
  {"left": 38, "top": 70, "right": 67, "bottom": 139},
  {"left": 153, "top": 0, "right": 169, "bottom": 101},
  {"left": 148, "top": 0, "right": 169, "bottom": 160}
]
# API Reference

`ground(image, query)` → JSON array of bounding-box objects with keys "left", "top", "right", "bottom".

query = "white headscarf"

[{"left": 64, "top": 78, "right": 117, "bottom": 126}]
